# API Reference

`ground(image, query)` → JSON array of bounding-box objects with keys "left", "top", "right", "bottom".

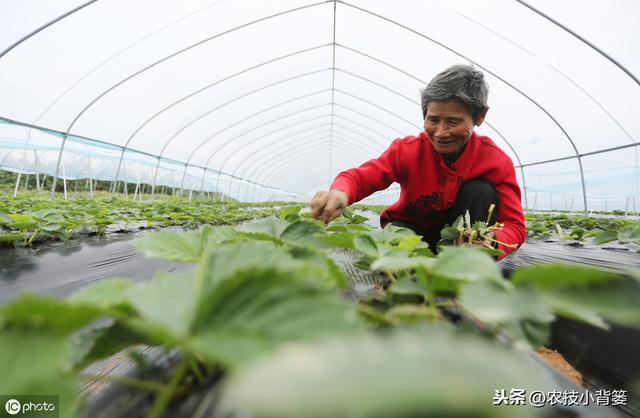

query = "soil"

[{"left": 536, "top": 346, "right": 583, "bottom": 386}]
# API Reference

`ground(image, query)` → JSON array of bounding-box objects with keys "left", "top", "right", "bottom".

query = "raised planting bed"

[
  {"left": 1, "top": 207, "right": 638, "bottom": 418},
  {"left": 0, "top": 194, "right": 289, "bottom": 248}
]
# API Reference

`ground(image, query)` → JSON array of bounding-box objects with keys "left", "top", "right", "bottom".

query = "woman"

[{"left": 309, "top": 64, "right": 525, "bottom": 259}]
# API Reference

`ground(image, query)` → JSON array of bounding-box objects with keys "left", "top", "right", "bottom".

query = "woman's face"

[{"left": 424, "top": 99, "right": 483, "bottom": 161}]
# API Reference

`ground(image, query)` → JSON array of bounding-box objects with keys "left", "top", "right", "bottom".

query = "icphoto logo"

[{"left": 5, "top": 399, "right": 20, "bottom": 415}]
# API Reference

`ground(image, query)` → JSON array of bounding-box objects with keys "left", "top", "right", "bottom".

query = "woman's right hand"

[{"left": 309, "top": 190, "right": 349, "bottom": 224}]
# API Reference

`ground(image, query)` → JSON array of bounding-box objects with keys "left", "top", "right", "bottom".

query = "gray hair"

[{"left": 421, "top": 64, "right": 489, "bottom": 122}]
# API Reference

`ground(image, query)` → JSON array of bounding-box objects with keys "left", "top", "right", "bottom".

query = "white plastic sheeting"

[{"left": 0, "top": 0, "right": 638, "bottom": 209}]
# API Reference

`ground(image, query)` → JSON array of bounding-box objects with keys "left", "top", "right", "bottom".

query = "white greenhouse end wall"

[{"left": 0, "top": 0, "right": 638, "bottom": 209}]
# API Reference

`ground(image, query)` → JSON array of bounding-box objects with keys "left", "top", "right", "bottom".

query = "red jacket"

[{"left": 330, "top": 131, "right": 525, "bottom": 258}]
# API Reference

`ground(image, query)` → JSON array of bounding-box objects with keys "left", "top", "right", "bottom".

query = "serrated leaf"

[
  {"left": 40, "top": 223, "right": 62, "bottom": 232},
  {"left": 388, "top": 277, "right": 428, "bottom": 297},
  {"left": 280, "top": 219, "right": 326, "bottom": 247},
  {"left": 0, "top": 294, "right": 103, "bottom": 335},
  {"left": 288, "top": 246, "right": 348, "bottom": 288},
  {"left": 370, "top": 255, "right": 435, "bottom": 272},
  {"left": 134, "top": 224, "right": 237, "bottom": 262},
  {"left": 397, "top": 235, "right": 422, "bottom": 252},
  {"left": 353, "top": 234, "right": 379, "bottom": 258},
  {"left": 440, "top": 226, "right": 460, "bottom": 240},
  {"left": 189, "top": 246, "right": 360, "bottom": 366},
  {"left": 314, "top": 232, "right": 356, "bottom": 249},
  {"left": 432, "top": 246, "right": 502, "bottom": 283},
  {"left": 512, "top": 264, "right": 620, "bottom": 289},
  {"left": 278, "top": 206, "right": 301, "bottom": 221},
  {"left": 125, "top": 271, "right": 198, "bottom": 340},
  {"left": 239, "top": 217, "right": 289, "bottom": 238},
  {"left": 69, "top": 320, "right": 148, "bottom": 370},
  {"left": 0, "top": 330, "right": 77, "bottom": 413},
  {"left": 225, "top": 328, "right": 553, "bottom": 418},
  {"left": 69, "top": 277, "right": 137, "bottom": 311},
  {"left": 618, "top": 226, "right": 640, "bottom": 243},
  {"left": 368, "top": 223, "right": 414, "bottom": 244},
  {"left": 512, "top": 264, "right": 640, "bottom": 328},
  {"left": 593, "top": 229, "right": 618, "bottom": 245},
  {"left": 460, "top": 281, "right": 555, "bottom": 346}
]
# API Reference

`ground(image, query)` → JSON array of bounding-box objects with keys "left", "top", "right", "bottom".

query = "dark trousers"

[{"left": 391, "top": 179, "right": 498, "bottom": 254}]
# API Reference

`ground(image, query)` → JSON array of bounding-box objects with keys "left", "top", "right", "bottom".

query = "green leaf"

[
  {"left": 40, "top": 222, "right": 62, "bottom": 232},
  {"left": 125, "top": 271, "right": 198, "bottom": 340},
  {"left": 367, "top": 223, "right": 414, "bottom": 244},
  {"left": 440, "top": 226, "right": 460, "bottom": 240},
  {"left": 0, "top": 294, "right": 103, "bottom": 335},
  {"left": 397, "top": 235, "right": 422, "bottom": 252},
  {"left": 388, "top": 277, "right": 428, "bottom": 297},
  {"left": 239, "top": 217, "right": 289, "bottom": 239},
  {"left": 508, "top": 264, "right": 640, "bottom": 328},
  {"left": 69, "top": 277, "right": 136, "bottom": 311},
  {"left": 0, "top": 232, "right": 24, "bottom": 245},
  {"left": 370, "top": 255, "right": 435, "bottom": 272},
  {"left": 280, "top": 219, "right": 326, "bottom": 247},
  {"left": 432, "top": 246, "right": 502, "bottom": 283},
  {"left": 278, "top": 206, "right": 301, "bottom": 221},
  {"left": 288, "top": 246, "right": 348, "bottom": 288},
  {"left": 618, "top": 226, "right": 640, "bottom": 243},
  {"left": 512, "top": 264, "right": 620, "bottom": 289},
  {"left": 384, "top": 304, "right": 440, "bottom": 324},
  {"left": 593, "top": 229, "right": 618, "bottom": 245},
  {"left": 225, "top": 328, "right": 553, "bottom": 418},
  {"left": 353, "top": 234, "right": 379, "bottom": 258},
  {"left": 69, "top": 320, "right": 148, "bottom": 370},
  {"left": 460, "top": 280, "right": 555, "bottom": 346},
  {"left": 134, "top": 224, "right": 237, "bottom": 262},
  {"left": 314, "top": 231, "right": 356, "bottom": 249},
  {"left": 0, "top": 330, "right": 78, "bottom": 415},
  {"left": 189, "top": 246, "right": 360, "bottom": 366}
]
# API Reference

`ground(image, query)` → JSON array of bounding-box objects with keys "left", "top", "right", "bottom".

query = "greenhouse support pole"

[
  {"left": 151, "top": 157, "right": 161, "bottom": 198},
  {"left": 112, "top": 148, "right": 126, "bottom": 194},
  {"left": 88, "top": 157, "right": 94, "bottom": 198},
  {"left": 122, "top": 164, "right": 128, "bottom": 198},
  {"left": 13, "top": 173, "right": 21, "bottom": 198},
  {"left": 133, "top": 181, "right": 139, "bottom": 201},
  {"left": 33, "top": 149, "right": 40, "bottom": 192},
  {"left": 624, "top": 197, "right": 630, "bottom": 218},
  {"left": 179, "top": 164, "right": 188, "bottom": 197},
  {"left": 74, "top": 177, "right": 78, "bottom": 193},
  {"left": 24, "top": 173, "right": 30, "bottom": 191},
  {"left": 62, "top": 161, "right": 68, "bottom": 200},
  {"left": 189, "top": 187, "right": 193, "bottom": 202},
  {"left": 41, "top": 174, "right": 47, "bottom": 191},
  {"left": 200, "top": 167, "right": 207, "bottom": 201}
]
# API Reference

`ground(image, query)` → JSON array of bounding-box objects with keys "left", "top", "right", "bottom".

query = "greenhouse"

[{"left": 0, "top": 1, "right": 639, "bottom": 417}]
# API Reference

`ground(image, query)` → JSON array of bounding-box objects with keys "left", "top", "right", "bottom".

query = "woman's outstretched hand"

[{"left": 309, "top": 190, "right": 349, "bottom": 224}]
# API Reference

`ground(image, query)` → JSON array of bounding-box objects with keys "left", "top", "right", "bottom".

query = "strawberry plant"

[{"left": 0, "top": 207, "right": 638, "bottom": 417}]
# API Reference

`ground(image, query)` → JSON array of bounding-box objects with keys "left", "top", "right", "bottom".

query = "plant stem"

[
  {"left": 190, "top": 358, "right": 206, "bottom": 385},
  {"left": 147, "top": 357, "right": 190, "bottom": 418},
  {"left": 82, "top": 374, "right": 169, "bottom": 392},
  {"left": 435, "top": 300, "right": 458, "bottom": 308}
]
